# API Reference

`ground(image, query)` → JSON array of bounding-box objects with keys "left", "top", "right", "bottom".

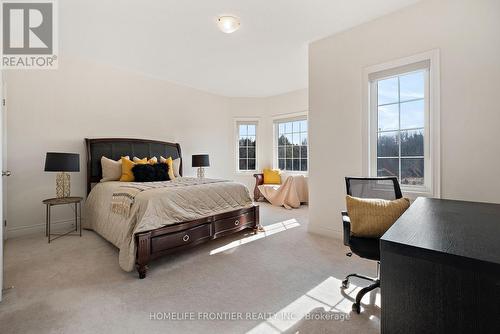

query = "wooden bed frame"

[{"left": 85, "top": 138, "right": 260, "bottom": 279}]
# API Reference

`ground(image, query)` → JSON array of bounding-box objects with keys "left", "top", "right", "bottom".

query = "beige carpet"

[{"left": 0, "top": 203, "right": 380, "bottom": 334}]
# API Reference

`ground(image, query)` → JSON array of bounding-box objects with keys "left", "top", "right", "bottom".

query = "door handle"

[{"left": 2, "top": 171, "right": 11, "bottom": 176}]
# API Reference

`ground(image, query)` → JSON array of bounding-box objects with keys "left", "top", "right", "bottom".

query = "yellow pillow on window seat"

[
  {"left": 120, "top": 157, "right": 148, "bottom": 182},
  {"left": 263, "top": 168, "right": 281, "bottom": 184}
]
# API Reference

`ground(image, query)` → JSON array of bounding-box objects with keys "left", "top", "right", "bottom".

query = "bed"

[{"left": 84, "top": 138, "right": 260, "bottom": 279}]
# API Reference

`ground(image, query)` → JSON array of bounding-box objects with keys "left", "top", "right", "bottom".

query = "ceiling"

[{"left": 61, "top": 0, "right": 419, "bottom": 97}]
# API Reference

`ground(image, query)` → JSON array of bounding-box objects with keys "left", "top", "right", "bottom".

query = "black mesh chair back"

[{"left": 345, "top": 177, "right": 402, "bottom": 200}]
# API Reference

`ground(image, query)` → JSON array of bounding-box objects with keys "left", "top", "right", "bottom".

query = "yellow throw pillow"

[
  {"left": 133, "top": 157, "right": 157, "bottom": 165},
  {"left": 263, "top": 168, "right": 281, "bottom": 184},
  {"left": 120, "top": 157, "right": 148, "bottom": 182},
  {"left": 160, "top": 156, "right": 176, "bottom": 180},
  {"left": 346, "top": 195, "right": 410, "bottom": 238}
]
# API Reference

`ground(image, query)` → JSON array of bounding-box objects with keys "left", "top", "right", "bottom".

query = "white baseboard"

[{"left": 6, "top": 217, "right": 81, "bottom": 239}]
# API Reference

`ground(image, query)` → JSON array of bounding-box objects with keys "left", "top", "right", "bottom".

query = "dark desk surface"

[
  {"left": 381, "top": 197, "right": 500, "bottom": 266},
  {"left": 380, "top": 197, "right": 500, "bottom": 333}
]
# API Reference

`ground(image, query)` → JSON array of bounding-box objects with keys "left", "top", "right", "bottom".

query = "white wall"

[
  {"left": 308, "top": 0, "right": 500, "bottom": 237},
  {"left": 5, "top": 56, "right": 307, "bottom": 237}
]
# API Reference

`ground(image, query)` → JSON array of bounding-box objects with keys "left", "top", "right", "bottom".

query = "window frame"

[
  {"left": 363, "top": 50, "right": 440, "bottom": 198},
  {"left": 370, "top": 69, "right": 429, "bottom": 192},
  {"left": 273, "top": 114, "right": 309, "bottom": 173},
  {"left": 235, "top": 119, "right": 259, "bottom": 173}
]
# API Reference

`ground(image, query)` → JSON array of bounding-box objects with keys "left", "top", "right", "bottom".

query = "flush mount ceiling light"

[{"left": 217, "top": 15, "right": 240, "bottom": 34}]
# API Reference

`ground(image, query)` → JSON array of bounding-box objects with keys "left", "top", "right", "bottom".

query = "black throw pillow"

[
  {"left": 132, "top": 164, "right": 156, "bottom": 182},
  {"left": 152, "top": 163, "right": 170, "bottom": 181},
  {"left": 132, "top": 163, "right": 171, "bottom": 182}
]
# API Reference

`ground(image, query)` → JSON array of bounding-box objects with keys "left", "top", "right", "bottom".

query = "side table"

[{"left": 43, "top": 196, "right": 83, "bottom": 243}]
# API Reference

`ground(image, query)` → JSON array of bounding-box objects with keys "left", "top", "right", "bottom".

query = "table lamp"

[
  {"left": 44, "top": 152, "right": 80, "bottom": 198},
  {"left": 192, "top": 154, "right": 209, "bottom": 179}
]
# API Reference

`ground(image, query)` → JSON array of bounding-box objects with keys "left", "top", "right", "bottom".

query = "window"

[
  {"left": 367, "top": 51, "right": 441, "bottom": 197},
  {"left": 373, "top": 69, "right": 427, "bottom": 186},
  {"left": 275, "top": 118, "right": 308, "bottom": 172},
  {"left": 237, "top": 122, "right": 257, "bottom": 171}
]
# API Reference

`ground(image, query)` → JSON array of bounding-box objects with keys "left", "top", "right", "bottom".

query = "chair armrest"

[
  {"left": 341, "top": 211, "right": 351, "bottom": 247},
  {"left": 253, "top": 173, "right": 264, "bottom": 201},
  {"left": 253, "top": 173, "right": 264, "bottom": 186}
]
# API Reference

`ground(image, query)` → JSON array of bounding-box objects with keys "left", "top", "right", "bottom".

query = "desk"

[{"left": 381, "top": 197, "right": 500, "bottom": 334}]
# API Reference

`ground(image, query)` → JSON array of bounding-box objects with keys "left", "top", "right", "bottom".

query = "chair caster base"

[
  {"left": 352, "top": 302, "right": 361, "bottom": 314},
  {"left": 341, "top": 279, "right": 349, "bottom": 289}
]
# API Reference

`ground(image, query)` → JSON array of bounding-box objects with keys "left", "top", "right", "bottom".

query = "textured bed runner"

[{"left": 111, "top": 178, "right": 227, "bottom": 217}]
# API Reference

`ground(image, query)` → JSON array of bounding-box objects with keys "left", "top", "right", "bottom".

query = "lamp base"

[
  {"left": 56, "top": 172, "right": 71, "bottom": 198},
  {"left": 197, "top": 167, "right": 205, "bottom": 179}
]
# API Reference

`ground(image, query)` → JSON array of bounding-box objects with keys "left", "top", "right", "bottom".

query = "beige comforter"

[{"left": 84, "top": 177, "right": 254, "bottom": 272}]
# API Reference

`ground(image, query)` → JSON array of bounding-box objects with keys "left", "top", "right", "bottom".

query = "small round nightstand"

[{"left": 43, "top": 196, "right": 83, "bottom": 243}]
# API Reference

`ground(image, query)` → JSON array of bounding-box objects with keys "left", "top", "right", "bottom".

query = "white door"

[
  {"left": 0, "top": 71, "right": 5, "bottom": 301},
  {"left": 0, "top": 70, "right": 4, "bottom": 302}
]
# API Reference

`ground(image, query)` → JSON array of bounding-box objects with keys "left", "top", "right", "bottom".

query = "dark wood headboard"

[{"left": 85, "top": 138, "right": 182, "bottom": 195}]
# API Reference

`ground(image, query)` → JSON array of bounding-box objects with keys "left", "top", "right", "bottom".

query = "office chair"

[{"left": 341, "top": 176, "right": 402, "bottom": 314}]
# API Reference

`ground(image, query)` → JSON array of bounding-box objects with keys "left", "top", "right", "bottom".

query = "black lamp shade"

[
  {"left": 44, "top": 152, "right": 80, "bottom": 172},
  {"left": 192, "top": 154, "right": 210, "bottom": 167}
]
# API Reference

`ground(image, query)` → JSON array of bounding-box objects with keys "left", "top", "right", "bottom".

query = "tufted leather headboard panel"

[{"left": 85, "top": 138, "right": 182, "bottom": 195}]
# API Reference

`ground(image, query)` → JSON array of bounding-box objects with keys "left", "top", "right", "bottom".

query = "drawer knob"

[
  {"left": 183, "top": 234, "right": 190, "bottom": 242},
  {"left": 234, "top": 220, "right": 240, "bottom": 226}
]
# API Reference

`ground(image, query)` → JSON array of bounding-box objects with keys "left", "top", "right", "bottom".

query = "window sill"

[
  {"left": 281, "top": 171, "right": 309, "bottom": 177},
  {"left": 235, "top": 170, "right": 258, "bottom": 176},
  {"left": 401, "top": 187, "right": 434, "bottom": 201}
]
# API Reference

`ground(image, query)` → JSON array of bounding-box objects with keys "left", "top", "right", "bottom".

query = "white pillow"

[
  {"left": 172, "top": 158, "right": 181, "bottom": 177},
  {"left": 100, "top": 156, "right": 129, "bottom": 182}
]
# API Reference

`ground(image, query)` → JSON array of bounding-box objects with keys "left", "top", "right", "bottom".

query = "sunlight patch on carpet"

[
  {"left": 209, "top": 219, "right": 300, "bottom": 255},
  {"left": 246, "top": 276, "right": 380, "bottom": 333}
]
